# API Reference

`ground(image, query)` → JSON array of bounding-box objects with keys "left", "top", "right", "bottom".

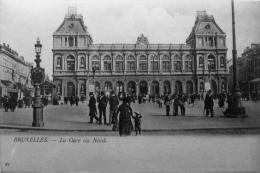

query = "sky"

[{"left": 0, "top": 0, "right": 260, "bottom": 78}]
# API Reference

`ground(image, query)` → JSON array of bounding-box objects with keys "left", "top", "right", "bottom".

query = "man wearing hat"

[
  {"left": 97, "top": 91, "right": 108, "bottom": 124},
  {"left": 88, "top": 92, "right": 99, "bottom": 123}
]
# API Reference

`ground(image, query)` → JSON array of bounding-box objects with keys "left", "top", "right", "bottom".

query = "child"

[{"left": 132, "top": 112, "right": 142, "bottom": 135}]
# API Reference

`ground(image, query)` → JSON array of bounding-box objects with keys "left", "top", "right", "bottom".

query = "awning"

[
  {"left": 7, "top": 88, "right": 18, "bottom": 93},
  {"left": 0, "top": 80, "right": 12, "bottom": 87},
  {"left": 249, "top": 78, "right": 260, "bottom": 83}
]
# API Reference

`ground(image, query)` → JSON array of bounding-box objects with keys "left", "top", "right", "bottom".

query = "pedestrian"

[
  {"left": 218, "top": 93, "right": 225, "bottom": 108},
  {"left": 88, "top": 92, "right": 99, "bottom": 123},
  {"left": 3, "top": 95, "right": 9, "bottom": 112},
  {"left": 97, "top": 91, "right": 108, "bottom": 125},
  {"left": 204, "top": 90, "right": 214, "bottom": 117},
  {"left": 69, "top": 96, "right": 73, "bottom": 106},
  {"left": 109, "top": 91, "right": 119, "bottom": 126},
  {"left": 116, "top": 97, "right": 133, "bottom": 136},
  {"left": 164, "top": 94, "right": 171, "bottom": 116},
  {"left": 190, "top": 94, "right": 195, "bottom": 107},
  {"left": 9, "top": 96, "right": 17, "bottom": 112},
  {"left": 132, "top": 112, "right": 142, "bottom": 135},
  {"left": 173, "top": 94, "right": 179, "bottom": 116},
  {"left": 179, "top": 97, "right": 185, "bottom": 116},
  {"left": 75, "top": 96, "right": 79, "bottom": 106}
]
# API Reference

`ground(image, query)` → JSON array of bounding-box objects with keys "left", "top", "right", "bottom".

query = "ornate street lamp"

[
  {"left": 224, "top": 0, "right": 246, "bottom": 117},
  {"left": 31, "top": 37, "right": 45, "bottom": 127}
]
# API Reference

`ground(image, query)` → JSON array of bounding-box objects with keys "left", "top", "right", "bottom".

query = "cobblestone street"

[{"left": 1, "top": 100, "right": 260, "bottom": 132}]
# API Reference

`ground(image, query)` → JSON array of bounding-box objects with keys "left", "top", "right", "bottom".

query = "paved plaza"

[{"left": 1, "top": 100, "right": 260, "bottom": 132}]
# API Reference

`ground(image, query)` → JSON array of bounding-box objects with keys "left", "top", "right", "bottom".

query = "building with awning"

[{"left": 0, "top": 43, "right": 33, "bottom": 98}]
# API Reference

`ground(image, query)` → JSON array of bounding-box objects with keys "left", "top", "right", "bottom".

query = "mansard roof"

[
  {"left": 186, "top": 11, "right": 226, "bottom": 42},
  {"left": 54, "top": 12, "right": 89, "bottom": 35}
]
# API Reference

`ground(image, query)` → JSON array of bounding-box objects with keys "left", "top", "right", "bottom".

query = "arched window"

[
  {"left": 200, "top": 82, "right": 204, "bottom": 92},
  {"left": 208, "top": 55, "right": 216, "bottom": 71},
  {"left": 175, "top": 81, "right": 182, "bottom": 94},
  {"left": 103, "top": 55, "right": 112, "bottom": 71},
  {"left": 115, "top": 55, "right": 124, "bottom": 72},
  {"left": 150, "top": 54, "right": 159, "bottom": 71},
  {"left": 92, "top": 55, "right": 100, "bottom": 71},
  {"left": 198, "top": 55, "right": 204, "bottom": 68},
  {"left": 127, "top": 55, "right": 136, "bottom": 71},
  {"left": 173, "top": 55, "right": 181, "bottom": 71},
  {"left": 80, "top": 56, "right": 85, "bottom": 69},
  {"left": 80, "top": 83, "right": 85, "bottom": 94},
  {"left": 56, "top": 56, "right": 62, "bottom": 69},
  {"left": 184, "top": 55, "right": 193, "bottom": 71},
  {"left": 104, "top": 81, "right": 113, "bottom": 93},
  {"left": 186, "top": 81, "right": 193, "bottom": 94},
  {"left": 67, "top": 55, "right": 75, "bottom": 71},
  {"left": 162, "top": 55, "right": 171, "bottom": 72},
  {"left": 163, "top": 81, "right": 171, "bottom": 94},
  {"left": 116, "top": 81, "right": 124, "bottom": 94},
  {"left": 220, "top": 56, "right": 225, "bottom": 68},
  {"left": 139, "top": 55, "right": 147, "bottom": 71}
]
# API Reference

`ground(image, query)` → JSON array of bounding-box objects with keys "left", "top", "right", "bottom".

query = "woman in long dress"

[{"left": 116, "top": 98, "right": 133, "bottom": 136}]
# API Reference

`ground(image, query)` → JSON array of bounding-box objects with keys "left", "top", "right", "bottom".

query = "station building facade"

[{"left": 53, "top": 10, "right": 228, "bottom": 98}]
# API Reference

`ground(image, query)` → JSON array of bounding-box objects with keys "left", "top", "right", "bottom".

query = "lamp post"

[
  {"left": 92, "top": 65, "right": 97, "bottom": 94},
  {"left": 31, "top": 38, "right": 45, "bottom": 127},
  {"left": 225, "top": 0, "right": 246, "bottom": 117}
]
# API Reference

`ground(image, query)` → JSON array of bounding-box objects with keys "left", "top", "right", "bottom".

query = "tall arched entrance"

[
  {"left": 67, "top": 82, "right": 75, "bottom": 97},
  {"left": 127, "top": 81, "right": 136, "bottom": 96},
  {"left": 175, "top": 81, "right": 182, "bottom": 94},
  {"left": 139, "top": 81, "right": 148, "bottom": 96},
  {"left": 211, "top": 80, "right": 217, "bottom": 95},
  {"left": 104, "top": 81, "right": 113, "bottom": 95},
  {"left": 116, "top": 81, "right": 124, "bottom": 95},
  {"left": 186, "top": 81, "right": 193, "bottom": 94},
  {"left": 163, "top": 81, "right": 171, "bottom": 95},
  {"left": 151, "top": 81, "right": 160, "bottom": 96}
]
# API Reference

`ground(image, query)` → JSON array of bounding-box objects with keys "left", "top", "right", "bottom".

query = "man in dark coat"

[
  {"left": 164, "top": 94, "right": 171, "bottom": 116},
  {"left": 109, "top": 91, "right": 119, "bottom": 126},
  {"left": 204, "top": 90, "right": 214, "bottom": 117},
  {"left": 75, "top": 96, "right": 79, "bottom": 106},
  {"left": 173, "top": 94, "right": 179, "bottom": 116},
  {"left": 97, "top": 91, "right": 108, "bottom": 124},
  {"left": 3, "top": 95, "right": 9, "bottom": 112},
  {"left": 88, "top": 92, "right": 99, "bottom": 123}
]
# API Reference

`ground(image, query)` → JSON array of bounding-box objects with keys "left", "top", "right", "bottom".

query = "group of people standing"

[
  {"left": 164, "top": 94, "right": 186, "bottom": 116},
  {"left": 64, "top": 96, "right": 80, "bottom": 106},
  {"left": 88, "top": 91, "right": 142, "bottom": 136},
  {"left": 2, "top": 95, "right": 18, "bottom": 112}
]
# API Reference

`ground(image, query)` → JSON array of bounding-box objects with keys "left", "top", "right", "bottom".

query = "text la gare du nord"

[{"left": 13, "top": 136, "right": 107, "bottom": 143}]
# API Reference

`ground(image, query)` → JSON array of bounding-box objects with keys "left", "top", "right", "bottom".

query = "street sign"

[{"left": 31, "top": 67, "right": 45, "bottom": 86}]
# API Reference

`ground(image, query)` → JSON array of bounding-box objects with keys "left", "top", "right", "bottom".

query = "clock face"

[{"left": 205, "top": 24, "right": 210, "bottom": 29}]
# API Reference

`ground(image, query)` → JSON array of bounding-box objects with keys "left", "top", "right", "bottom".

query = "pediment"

[{"left": 195, "top": 22, "right": 224, "bottom": 35}]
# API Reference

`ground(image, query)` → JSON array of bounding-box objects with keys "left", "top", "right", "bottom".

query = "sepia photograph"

[{"left": 0, "top": 0, "right": 260, "bottom": 172}]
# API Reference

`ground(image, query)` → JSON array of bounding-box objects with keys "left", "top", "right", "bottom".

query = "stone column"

[
  {"left": 123, "top": 53, "right": 126, "bottom": 74},
  {"left": 135, "top": 53, "right": 138, "bottom": 72},
  {"left": 63, "top": 80, "right": 67, "bottom": 97},
  {"left": 85, "top": 79, "right": 89, "bottom": 100},
  {"left": 136, "top": 81, "right": 139, "bottom": 96},
  {"left": 99, "top": 53, "right": 103, "bottom": 72}
]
